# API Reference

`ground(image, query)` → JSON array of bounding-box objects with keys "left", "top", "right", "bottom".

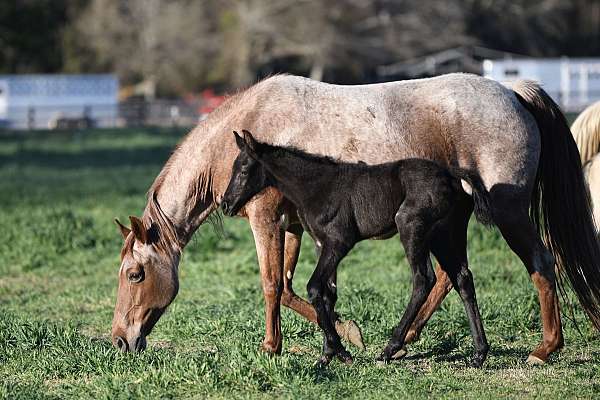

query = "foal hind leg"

[
  {"left": 378, "top": 208, "right": 437, "bottom": 362},
  {"left": 404, "top": 266, "right": 453, "bottom": 344},
  {"left": 405, "top": 196, "right": 473, "bottom": 344},
  {"left": 495, "top": 205, "right": 563, "bottom": 364},
  {"left": 431, "top": 229, "right": 489, "bottom": 367}
]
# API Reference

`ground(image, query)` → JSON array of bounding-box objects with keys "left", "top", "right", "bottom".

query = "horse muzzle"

[{"left": 113, "top": 334, "right": 147, "bottom": 353}]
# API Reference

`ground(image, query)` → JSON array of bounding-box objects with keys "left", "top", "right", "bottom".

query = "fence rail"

[{"left": 0, "top": 99, "right": 208, "bottom": 130}]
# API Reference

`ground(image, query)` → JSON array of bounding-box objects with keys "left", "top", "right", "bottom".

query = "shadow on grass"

[
  {"left": 0, "top": 145, "right": 175, "bottom": 170},
  {"left": 404, "top": 336, "right": 537, "bottom": 366}
]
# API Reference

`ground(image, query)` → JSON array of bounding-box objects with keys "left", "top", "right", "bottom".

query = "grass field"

[{"left": 1, "top": 128, "right": 599, "bottom": 399}]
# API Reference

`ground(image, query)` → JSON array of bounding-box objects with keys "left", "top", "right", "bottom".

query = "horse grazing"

[
  {"left": 222, "top": 130, "right": 494, "bottom": 366},
  {"left": 111, "top": 73, "right": 600, "bottom": 366}
]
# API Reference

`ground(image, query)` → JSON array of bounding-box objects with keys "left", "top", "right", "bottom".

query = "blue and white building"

[
  {"left": 0, "top": 74, "right": 118, "bottom": 129},
  {"left": 483, "top": 58, "right": 600, "bottom": 112}
]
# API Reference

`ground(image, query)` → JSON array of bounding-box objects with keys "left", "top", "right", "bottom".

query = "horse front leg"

[
  {"left": 247, "top": 206, "right": 286, "bottom": 355},
  {"left": 281, "top": 224, "right": 315, "bottom": 320}
]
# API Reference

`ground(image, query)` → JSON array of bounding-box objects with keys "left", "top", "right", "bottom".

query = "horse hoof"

[
  {"left": 259, "top": 343, "right": 281, "bottom": 355},
  {"left": 336, "top": 320, "right": 366, "bottom": 351},
  {"left": 390, "top": 346, "right": 408, "bottom": 360},
  {"left": 526, "top": 354, "right": 545, "bottom": 366}
]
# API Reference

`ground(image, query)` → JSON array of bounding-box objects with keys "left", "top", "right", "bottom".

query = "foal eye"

[{"left": 128, "top": 270, "right": 144, "bottom": 283}]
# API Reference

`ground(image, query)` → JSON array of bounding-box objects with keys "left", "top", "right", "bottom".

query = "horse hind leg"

[{"left": 493, "top": 198, "right": 564, "bottom": 364}]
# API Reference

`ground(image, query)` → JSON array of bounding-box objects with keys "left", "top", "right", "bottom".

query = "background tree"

[{"left": 2, "top": 0, "right": 600, "bottom": 94}]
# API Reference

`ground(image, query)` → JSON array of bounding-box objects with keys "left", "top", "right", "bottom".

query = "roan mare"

[
  {"left": 221, "top": 130, "right": 494, "bottom": 367},
  {"left": 111, "top": 73, "right": 600, "bottom": 365}
]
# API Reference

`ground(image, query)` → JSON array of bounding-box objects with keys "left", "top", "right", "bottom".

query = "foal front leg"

[
  {"left": 307, "top": 243, "right": 353, "bottom": 366},
  {"left": 281, "top": 225, "right": 365, "bottom": 349}
]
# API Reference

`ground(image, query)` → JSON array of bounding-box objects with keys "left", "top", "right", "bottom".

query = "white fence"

[
  {"left": 484, "top": 58, "right": 600, "bottom": 112},
  {"left": 0, "top": 99, "right": 205, "bottom": 130}
]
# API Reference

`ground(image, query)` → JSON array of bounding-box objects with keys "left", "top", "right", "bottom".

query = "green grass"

[{"left": 1, "top": 128, "right": 599, "bottom": 399}]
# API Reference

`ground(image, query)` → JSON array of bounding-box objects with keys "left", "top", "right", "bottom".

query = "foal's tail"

[
  {"left": 512, "top": 80, "right": 600, "bottom": 331},
  {"left": 448, "top": 167, "right": 494, "bottom": 226}
]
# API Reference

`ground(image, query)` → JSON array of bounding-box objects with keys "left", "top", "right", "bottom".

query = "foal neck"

[{"left": 259, "top": 146, "right": 342, "bottom": 205}]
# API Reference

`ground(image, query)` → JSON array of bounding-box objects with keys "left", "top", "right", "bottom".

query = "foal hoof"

[
  {"left": 525, "top": 354, "right": 546, "bottom": 366},
  {"left": 375, "top": 351, "right": 390, "bottom": 367},
  {"left": 470, "top": 353, "right": 487, "bottom": 368},
  {"left": 336, "top": 320, "right": 366, "bottom": 351},
  {"left": 314, "top": 354, "right": 333, "bottom": 368}
]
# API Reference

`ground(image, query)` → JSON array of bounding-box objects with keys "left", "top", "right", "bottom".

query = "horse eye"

[{"left": 128, "top": 270, "right": 144, "bottom": 283}]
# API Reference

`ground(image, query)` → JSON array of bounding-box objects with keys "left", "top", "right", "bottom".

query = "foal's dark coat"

[{"left": 222, "top": 130, "right": 494, "bottom": 367}]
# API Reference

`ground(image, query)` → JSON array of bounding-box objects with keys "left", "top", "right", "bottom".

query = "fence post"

[{"left": 27, "top": 106, "right": 35, "bottom": 130}]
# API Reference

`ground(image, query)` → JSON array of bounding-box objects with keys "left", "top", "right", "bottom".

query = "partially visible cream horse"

[{"left": 572, "top": 101, "right": 600, "bottom": 230}]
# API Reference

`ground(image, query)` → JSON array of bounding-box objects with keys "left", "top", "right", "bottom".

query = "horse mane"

[
  {"left": 571, "top": 100, "right": 600, "bottom": 165},
  {"left": 141, "top": 75, "right": 295, "bottom": 247},
  {"left": 143, "top": 191, "right": 182, "bottom": 258}
]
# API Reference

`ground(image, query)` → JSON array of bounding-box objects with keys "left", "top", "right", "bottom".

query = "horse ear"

[
  {"left": 233, "top": 131, "right": 245, "bottom": 150},
  {"left": 241, "top": 130, "right": 260, "bottom": 155},
  {"left": 129, "top": 216, "right": 148, "bottom": 244},
  {"left": 114, "top": 218, "right": 131, "bottom": 239}
]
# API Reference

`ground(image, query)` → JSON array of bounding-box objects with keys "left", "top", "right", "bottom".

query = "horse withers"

[{"left": 222, "top": 130, "right": 494, "bottom": 367}]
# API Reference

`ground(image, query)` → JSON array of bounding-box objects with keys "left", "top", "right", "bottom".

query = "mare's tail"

[
  {"left": 448, "top": 167, "right": 494, "bottom": 226},
  {"left": 512, "top": 80, "right": 600, "bottom": 330}
]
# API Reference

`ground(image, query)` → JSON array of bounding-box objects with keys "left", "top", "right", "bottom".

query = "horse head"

[{"left": 111, "top": 214, "right": 180, "bottom": 352}]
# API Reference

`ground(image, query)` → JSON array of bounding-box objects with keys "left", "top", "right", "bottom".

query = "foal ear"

[
  {"left": 241, "top": 130, "right": 260, "bottom": 155},
  {"left": 233, "top": 131, "right": 245, "bottom": 151},
  {"left": 129, "top": 216, "right": 148, "bottom": 244},
  {"left": 114, "top": 218, "right": 131, "bottom": 239}
]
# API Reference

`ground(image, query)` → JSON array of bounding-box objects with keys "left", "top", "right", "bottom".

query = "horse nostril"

[
  {"left": 221, "top": 200, "right": 229, "bottom": 213},
  {"left": 115, "top": 336, "right": 128, "bottom": 352},
  {"left": 134, "top": 336, "right": 147, "bottom": 352}
]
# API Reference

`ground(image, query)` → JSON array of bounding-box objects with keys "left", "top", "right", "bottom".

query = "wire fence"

[{"left": 0, "top": 98, "right": 208, "bottom": 131}]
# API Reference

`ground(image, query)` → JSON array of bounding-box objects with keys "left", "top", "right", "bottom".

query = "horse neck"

[{"left": 147, "top": 130, "right": 219, "bottom": 248}]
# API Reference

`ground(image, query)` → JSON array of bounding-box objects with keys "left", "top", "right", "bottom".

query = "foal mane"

[{"left": 257, "top": 140, "right": 374, "bottom": 170}]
